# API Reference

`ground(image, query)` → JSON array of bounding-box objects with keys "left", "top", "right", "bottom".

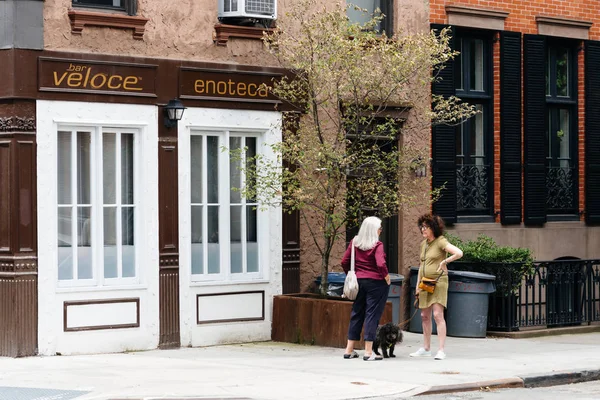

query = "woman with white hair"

[{"left": 341, "top": 216, "right": 391, "bottom": 361}]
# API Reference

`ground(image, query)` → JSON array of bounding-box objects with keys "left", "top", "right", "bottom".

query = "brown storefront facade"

[{"left": 0, "top": 48, "right": 299, "bottom": 356}]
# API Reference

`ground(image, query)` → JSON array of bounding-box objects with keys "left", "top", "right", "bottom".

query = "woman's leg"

[
  {"left": 346, "top": 280, "right": 367, "bottom": 354},
  {"left": 432, "top": 303, "right": 446, "bottom": 351},
  {"left": 421, "top": 306, "right": 433, "bottom": 350},
  {"left": 362, "top": 280, "right": 388, "bottom": 356}
]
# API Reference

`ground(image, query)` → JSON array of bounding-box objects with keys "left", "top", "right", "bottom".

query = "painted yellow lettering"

[
  {"left": 107, "top": 75, "right": 123, "bottom": 89},
  {"left": 53, "top": 72, "right": 68, "bottom": 86},
  {"left": 67, "top": 73, "right": 83, "bottom": 87}
]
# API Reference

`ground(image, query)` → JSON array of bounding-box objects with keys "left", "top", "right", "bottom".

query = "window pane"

[
  {"left": 558, "top": 109, "right": 570, "bottom": 167},
  {"left": 546, "top": 52, "right": 551, "bottom": 96},
  {"left": 230, "top": 137, "right": 242, "bottom": 203},
  {"left": 456, "top": 125, "right": 464, "bottom": 165},
  {"left": 77, "top": 132, "right": 91, "bottom": 204},
  {"left": 247, "top": 207, "right": 258, "bottom": 273},
  {"left": 122, "top": 207, "right": 135, "bottom": 277},
  {"left": 347, "top": 0, "right": 380, "bottom": 26},
  {"left": 103, "top": 133, "right": 116, "bottom": 204},
  {"left": 73, "top": 0, "right": 122, "bottom": 7},
  {"left": 231, "top": 205, "right": 242, "bottom": 274},
  {"left": 58, "top": 131, "right": 72, "bottom": 204},
  {"left": 58, "top": 207, "right": 73, "bottom": 280},
  {"left": 556, "top": 47, "right": 569, "bottom": 97},
  {"left": 191, "top": 136, "right": 203, "bottom": 204},
  {"left": 121, "top": 133, "right": 134, "bottom": 205},
  {"left": 470, "top": 39, "right": 484, "bottom": 91},
  {"left": 191, "top": 205, "right": 203, "bottom": 274},
  {"left": 77, "top": 206, "right": 92, "bottom": 279},
  {"left": 246, "top": 137, "right": 257, "bottom": 203},
  {"left": 207, "top": 136, "right": 219, "bottom": 204},
  {"left": 456, "top": 39, "right": 463, "bottom": 91},
  {"left": 104, "top": 207, "right": 117, "bottom": 278},
  {"left": 207, "top": 205, "right": 220, "bottom": 274},
  {"left": 470, "top": 105, "right": 484, "bottom": 162}
]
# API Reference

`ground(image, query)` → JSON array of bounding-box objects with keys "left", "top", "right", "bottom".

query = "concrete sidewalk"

[{"left": 1, "top": 331, "right": 599, "bottom": 400}]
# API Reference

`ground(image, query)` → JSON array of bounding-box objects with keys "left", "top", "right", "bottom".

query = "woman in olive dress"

[{"left": 410, "top": 213, "right": 463, "bottom": 360}]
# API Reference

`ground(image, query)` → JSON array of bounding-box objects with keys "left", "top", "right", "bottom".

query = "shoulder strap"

[{"left": 350, "top": 241, "right": 356, "bottom": 272}]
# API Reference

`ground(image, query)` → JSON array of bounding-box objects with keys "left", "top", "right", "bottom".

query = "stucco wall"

[
  {"left": 43, "top": 0, "right": 275, "bottom": 65},
  {"left": 451, "top": 222, "right": 600, "bottom": 261}
]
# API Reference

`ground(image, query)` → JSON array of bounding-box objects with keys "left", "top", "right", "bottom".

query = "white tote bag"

[{"left": 343, "top": 243, "right": 359, "bottom": 300}]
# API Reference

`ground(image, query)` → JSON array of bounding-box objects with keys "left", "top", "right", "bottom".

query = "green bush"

[{"left": 445, "top": 233, "right": 534, "bottom": 296}]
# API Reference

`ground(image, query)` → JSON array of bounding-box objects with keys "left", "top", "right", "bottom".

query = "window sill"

[
  {"left": 190, "top": 279, "right": 270, "bottom": 287},
  {"left": 68, "top": 9, "right": 149, "bottom": 40},
  {"left": 213, "top": 23, "right": 274, "bottom": 46},
  {"left": 56, "top": 284, "right": 148, "bottom": 294}
]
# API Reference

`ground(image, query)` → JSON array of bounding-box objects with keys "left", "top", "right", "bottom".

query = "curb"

[
  {"left": 417, "top": 369, "right": 600, "bottom": 396},
  {"left": 417, "top": 378, "right": 524, "bottom": 396},
  {"left": 519, "top": 369, "right": 600, "bottom": 388}
]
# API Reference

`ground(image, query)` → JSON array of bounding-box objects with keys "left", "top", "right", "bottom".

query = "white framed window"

[
  {"left": 57, "top": 125, "right": 139, "bottom": 287},
  {"left": 190, "top": 130, "right": 261, "bottom": 282}
]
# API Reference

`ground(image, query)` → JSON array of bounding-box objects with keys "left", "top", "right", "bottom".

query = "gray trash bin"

[
  {"left": 388, "top": 273, "right": 404, "bottom": 325},
  {"left": 446, "top": 270, "right": 496, "bottom": 338},
  {"left": 408, "top": 266, "right": 437, "bottom": 334}
]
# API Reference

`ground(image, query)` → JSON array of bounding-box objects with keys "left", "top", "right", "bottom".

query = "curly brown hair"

[{"left": 417, "top": 213, "right": 445, "bottom": 238}]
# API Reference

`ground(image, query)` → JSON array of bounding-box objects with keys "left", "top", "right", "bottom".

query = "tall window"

[
  {"left": 57, "top": 127, "right": 137, "bottom": 286},
  {"left": 72, "top": 0, "right": 137, "bottom": 15},
  {"left": 190, "top": 131, "right": 260, "bottom": 281},
  {"left": 346, "top": 1, "right": 393, "bottom": 35},
  {"left": 455, "top": 33, "right": 493, "bottom": 218},
  {"left": 546, "top": 43, "right": 577, "bottom": 216}
]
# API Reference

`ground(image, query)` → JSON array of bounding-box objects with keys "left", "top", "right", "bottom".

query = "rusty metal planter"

[{"left": 271, "top": 293, "right": 392, "bottom": 349}]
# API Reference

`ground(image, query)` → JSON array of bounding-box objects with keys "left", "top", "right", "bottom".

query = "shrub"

[{"left": 445, "top": 233, "right": 534, "bottom": 296}]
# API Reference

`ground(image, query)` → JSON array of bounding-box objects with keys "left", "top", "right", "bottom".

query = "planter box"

[{"left": 271, "top": 293, "right": 392, "bottom": 349}]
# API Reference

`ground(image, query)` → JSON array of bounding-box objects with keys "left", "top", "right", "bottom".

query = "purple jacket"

[{"left": 341, "top": 240, "right": 388, "bottom": 280}]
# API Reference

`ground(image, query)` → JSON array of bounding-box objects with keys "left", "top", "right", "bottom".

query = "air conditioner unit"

[{"left": 218, "top": 0, "right": 277, "bottom": 21}]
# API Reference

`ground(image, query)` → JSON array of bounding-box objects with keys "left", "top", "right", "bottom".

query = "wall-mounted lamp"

[
  {"left": 163, "top": 98, "right": 186, "bottom": 128},
  {"left": 411, "top": 157, "right": 427, "bottom": 178}
]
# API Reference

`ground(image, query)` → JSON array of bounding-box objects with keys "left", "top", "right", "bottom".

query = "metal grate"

[
  {"left": 0, "top": 387, "right": 89, "bottom": 400},
  {"left": 245, "top": 0, "right": 274, "bottom": 15}
]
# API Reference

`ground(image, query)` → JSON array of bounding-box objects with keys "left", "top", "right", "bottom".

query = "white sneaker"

[
  {"left": 409, "top": 347, "right": 431, "bottom": 357},
  {"left": 434, "top": 350, "right": 446, "bottom": 360}
]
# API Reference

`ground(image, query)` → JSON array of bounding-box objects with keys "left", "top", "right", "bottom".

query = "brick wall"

[{"left": 431, "top": 0, "right": 598, "bottom": 221}]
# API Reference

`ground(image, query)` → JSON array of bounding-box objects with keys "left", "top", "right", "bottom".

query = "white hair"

[{"left": 353, "top": 216, "right": 382, "bottom": 251}]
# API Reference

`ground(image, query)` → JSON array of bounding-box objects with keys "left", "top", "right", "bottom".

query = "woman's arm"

[
  {"left": 341, "top": 241, "right": 352, "bottom": 274},
  {"left": 438, "top": 243, "right": 464, "bottom": 273}
]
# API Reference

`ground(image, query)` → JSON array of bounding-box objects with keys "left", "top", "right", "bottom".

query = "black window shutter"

[
  {"left": 585, "top": 40, "right": 600, "bottom": 224},
  {"left": 431, "top": 24, "right": 457, "bottom": 224},
  {"left": 500, "top": 31, "right": 522, "bottom": 225},
  {"left": 523, "top": 34, "right": 547, "bottom": 225}
]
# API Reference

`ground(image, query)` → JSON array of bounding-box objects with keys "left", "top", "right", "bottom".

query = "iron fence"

[{"left": 452, "top": 260, "right": 600, "bottom": 331}]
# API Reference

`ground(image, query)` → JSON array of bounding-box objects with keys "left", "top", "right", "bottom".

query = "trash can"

[
  {"left": 408, "top": 266, "right": 437, "bottom": 334},
  {"left": 315, "top": 272, "right": 347, "bottom": 297},
  {"left": 388, "top": 273, "right": 404, "bottom": 325},
  {"left": 446, "top": 270, "right": 496, "bottom": 338},
  {"left": 315, "top": 273, "right": 404, "bottom": 323}
]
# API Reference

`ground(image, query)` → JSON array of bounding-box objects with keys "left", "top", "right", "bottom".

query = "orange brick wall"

[
  {"left": 431, "top": 0, "right": 600, "bottom": 40},
  {"left": 431, "top": 0, "right": 597, "bottom": 221}
]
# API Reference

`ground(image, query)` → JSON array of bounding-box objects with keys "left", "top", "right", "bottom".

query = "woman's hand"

[
  {"left": 437, "top": 260, "right": 449, "bottom": 274},
  {"left": 415, "top": 287, "right": 421, "bottom": 296},
  {"left": 385, "top": 274, "right": 391, "bottom": 285}
]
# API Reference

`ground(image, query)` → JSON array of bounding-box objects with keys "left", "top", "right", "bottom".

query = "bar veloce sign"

[
  {"left": 38, "top": 58, "right": 157, "bottom": 97},
  {"left": 179, "top": 67, "right": 280, "bottom": 103}
]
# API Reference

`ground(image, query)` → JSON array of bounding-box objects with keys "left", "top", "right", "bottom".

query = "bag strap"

[{"left": 350, "top": 240, "right": 356, "bottom": 272}]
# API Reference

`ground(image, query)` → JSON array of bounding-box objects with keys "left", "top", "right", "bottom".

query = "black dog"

[{"left": 373, "top": 322, "right": 403, "bottom": 358}]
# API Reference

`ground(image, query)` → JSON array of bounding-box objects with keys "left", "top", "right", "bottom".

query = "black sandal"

[
  {"left": 343, "top": 351, "right": 359, "bottom": 359},
  {"left": 363, "top": 354, "right": 383, "bottom": 361}
]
